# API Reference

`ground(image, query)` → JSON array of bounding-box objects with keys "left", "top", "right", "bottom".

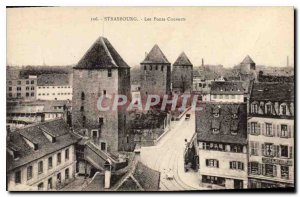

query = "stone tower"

[
  {"left": 140, "top": 44, "right": 171, "bottom": 99},
  {"left": 171, "top": 52, "right": 193, "bottom": 94},
  {"left": 240, "top": 55, "right": 256, "bottom": 81},
  {"left": 72, "top": 36, "right": 131, "bottom": 153}
]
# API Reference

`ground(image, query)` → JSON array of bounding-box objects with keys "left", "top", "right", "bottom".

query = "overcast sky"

[{"left": 7, "top": 7, "right": 294, "bottom": 68}]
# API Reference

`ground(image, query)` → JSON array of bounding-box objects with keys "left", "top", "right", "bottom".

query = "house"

[
  {"left": 37, "top": 74, "right": 73, "bottom": 101},
  {"left": 7, "top": 75, "right": 37, "bottom": 101},
  {"left": 210, "top": 81, "right": 245, "bottom": 103},
  {"left": 248, "top": 82, "right": 294, "bottom": 188},
  {"left": 6, "top": 119, "right": 80, "bottom": 191},
  {"left": 197, "top": 102, "right": 248, "bottom": 189}
]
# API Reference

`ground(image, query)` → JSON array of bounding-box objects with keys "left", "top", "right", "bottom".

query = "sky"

[{"left": 7, "top": 7, "right": 294, "bottom": 68}]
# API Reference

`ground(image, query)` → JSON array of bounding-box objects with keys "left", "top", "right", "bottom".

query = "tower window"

[
  {"left": 103, "top": 90, "right": 106, "bottom": 95},
  {"left": 108, "top": 69, "right": 112, "bottom": 77},
  {"left": 99, "top": 117, "right": 104, "bottom": 125},
  {"left": 155, "top": 65, "right": 158, "bottom": 70},
  {"left": 150, "top": 65, "right": 152, "bottom": 70},
  {"left": 144, "top": 65, "right": 147, "bottom": 70},
  {"left": 161, "top": 65, "right": 164, "bottom": 71},
  {"left": 80, "top": 106, "right": 84, "bottom": 111},
  {"left": 82, "top": 116, "right": 86, "bottom": 127},
  {"left": 81, "top": 92, "right": 85, "bottom": 100}
]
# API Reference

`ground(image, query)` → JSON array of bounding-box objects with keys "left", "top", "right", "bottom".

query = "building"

[
  {"left": 197, "top": 102, "right": 248, "bottom": 189},
  {"left": 6, "top": 75, "right": 37, "bottom": 101},
  {"left": 248, "top": 82, "right": 294, "bottom": 188},
  {"left": 6, "top": 119, "right": 79, "bottom": 191},
  {"left": 72, "top": 36, "right": 131, "bottom": 153},
  {"left": 172, "top": 52, "right": 193, "bottom": 94},
  {"left": 140, "top": 44, "right": 171, "bottom": 99},
  {"left": 239, "top": 55, "right": 257, "bottom": 82},
  {"left": 210, "top": 81, "right": 245, "bottom": 103},
  {"left": 37, "top": 74, "right": 73, "bottom": 101}
]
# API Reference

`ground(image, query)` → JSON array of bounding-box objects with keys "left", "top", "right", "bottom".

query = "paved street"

[{"left": 140, "top": 110, "right": 207, "bottom": 191}]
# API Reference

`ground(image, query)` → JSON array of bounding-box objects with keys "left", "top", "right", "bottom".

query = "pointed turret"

[
  {"left": 173, "top": 52, "right": 193, "bottom": 66},
  {"left": 141, "top": 44, "right": 170, "bottom": 64}
]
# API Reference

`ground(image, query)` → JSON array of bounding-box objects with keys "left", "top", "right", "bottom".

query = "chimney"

[
  {"left": 202, "top": 58, "right": 204, "bottom": 67},
  {"left": 104, "top": 159, "right": 112, "bottom": 189},
  {"left": 287, "top": 56, "right": 289, "bottom": 67}
]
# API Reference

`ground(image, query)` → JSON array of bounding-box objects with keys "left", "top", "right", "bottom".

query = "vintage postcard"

[{"left": 6, "top": 7, "right": 294, "bottom": 191}]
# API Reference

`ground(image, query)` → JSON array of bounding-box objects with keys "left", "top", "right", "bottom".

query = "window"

[
  {"left": 206, "top": 159, "right": 219, "bottom": 168},
  {"left": 38, "top": 182, "right": 44, "bottom": 191},
  {"left": 26, "top": 87, "right": 30, "bottom": 90},
  {"left": 202, "top": 142, "right": 225, "bottom": 151},
  {"left": 249, "top": 162, "right": 260, "bottom": 175},
  {"left": 57, "top": 153, "right": 61, "bottom": 165},
  {"left": 264, "top": 164, "right": 276, "bottom": 177},
  {"left": 265, "top": 123, "right": 273, "bottom": 136},
  {"left": 99, "top": 117, "right": 104, "bottom": 125},
  {"left": 281, "top": 105, "right": 287, "bottom": 115},
  {"left": 202, "top": 175, "right": 225, "bottom": 187},
  {"left": 82, "top": 116, "right": 86, "bottom": 127},
  {"left": 57, "top": 173, "right": 61, "bottom": 184},
  {"left": 251, "top": 103, "right": 258, "bottom": 113},
  {"left": 144, "top": 65, "right": 147, "bottom": 70},
  {"left": 31, "top": 93, "right": 34, "bottom": 97},
  {"left": 17, "top": 87, "right": 21, "bottom": 91},
  {"left": 8, "top": 93, "right": 12, "bottom": 97},
  {"left": 266, "top": 104, "right": 272, "bottom": 115},
  {"left": 161, "top": 65, "right": 164, "bottom": 71},
  {"left": 31, "top": 87, "right": 34, "bottom": 90},
  {"left": 27, "top": 166, "right": 33, "bottom": 180},
  {"left": 8, "top": 81, "right": 12, "bottom": 85},
  {"left": 199, "top": 83, "right": 202, "bottom": 87},
  {"left": 250, "top": 122, "right": 260, "bottom": 135},
  {"left": 15, "top": 170, "right": 21, "bottom": 184},
  {"left": 65, "top": 149, "right": 69, "bottom": 160},
  {"left": 108, "top": 69, "right": 112, "bottom": 77},
  {"left": 17, "top": 81, "right": 21, "bottom": 85},
  {"left": 264, "top": 143, "right": 273, "bottom": 157},
  {"left": 281, "top": 125, "right": 288, "bottom": 137},
  {"left": 230, "top": 144, "right": 243, "bottom": 153},
  {"left": 280, "top": 145, "right": 288, "bottom": 157},
  {"left": 65, "top": 168, "right": 70, "bottom": 180},
  {"left": 229, "top": 161, "right": 244, "bottom": 170},
  {"left": 81, "top": 92, "right": 85, "bottom": 100},
  {"left": 31, "top": 80, "right": 35, "bottom": 84},
  {"left": 103, "top": 90, "right": 106, "bottom": 95},
  {"left": 80, "top": 106, "right": 84, "bottom": 112},
  {"left": 17, "top": 93, "right": 21, "bottom": 97},
  {"left": 212, "top": 128, "right": 220, "bottom": 134},
  {"left": 150, "top": 65, "right": 152, "bottom": 70},
  {"left": 281, "top": 166, "right": 289, "bottom": 179},
  {"left": 38, "top": 161, "right": 43, "bottom": 174},
  {"left": 48, "top": 178, "right": 53, "bottom": 190},
  {"left": 101, "top": 142, "right": 106, "bottom": 151},
  {"left": 8, "top": 87, "right": 12, "bottom": 91},
  {"left": 155, "top": 65, "right": 158, "bottom": 70},
  {"left": 46, "top": 156, "right": 53, "bottom": 169},
  {"left": 26, "top": 92, "right": 30, "bottom": 97},
  {"left": 250, "top": 141, "right": 259, "bottom": 156}
]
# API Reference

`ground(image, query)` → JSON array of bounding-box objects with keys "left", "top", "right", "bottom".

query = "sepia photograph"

[{"left": 5, "top": 6, "right": 294, "bottom": 192}]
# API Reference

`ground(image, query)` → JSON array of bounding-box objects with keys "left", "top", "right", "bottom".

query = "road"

[{"left": 140, "top": 110, "right": 206, "bottom": 191}]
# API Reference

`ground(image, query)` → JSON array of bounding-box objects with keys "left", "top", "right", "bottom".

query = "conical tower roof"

[
  {"left": 173, "top": 52, "right": 193, "bottom": 66},
  {"left": 141, "top": 44, "right": 170, "bottom": 64},
  {"left": 74, "top": 36, "right": 130, "bottom": 69}
]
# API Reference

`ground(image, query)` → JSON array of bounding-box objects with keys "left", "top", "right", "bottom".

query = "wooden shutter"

[
  {"left": 272, "top": 145, "right": 276, "bottom": 157},
  {"left": 258, "top": 123, "right": 262, "bottom": 135},
  {"left": 288, "top": 125, "right": 292, "bottom": 138},
  {"left": 258, "top": 163, "right": 262, "bottom": 175},
  {"left": 277, "top": 125, "right": 280, "bottom": 137},
  {"left": 277, "top": 145, "right": 280, "bottom": 157},
  {"left": 273, "top": 165, "right": 277, "bottom": 177},
  {"left": 206, "top": 159, "right": 209, "bottom": 166},
  {"left": 261, "top": 144, "right": 265, "bottom": 156},
  {"left": 249, "top": 141, "right": 253, "bottom": 156},
  {"left": 247, "top": 122, "right": 250, "bottom": 134},
  {"left": 248, "top": 162, "right": 251, "bottom": 174},
  {"left": 242, "top": 162, "right": 244, "bottom": 170},
  {"left": 289, "top": 146, "right": 293, "bottom": 159},
  {"left": 216, "top": 160, "right": 219, "bottom": 168},
  {"left": 199, "top": 142, "right": 203, "bottom": 149},
  {"left": 261, "top": 164, "right": 265, "bottom": 175},
  {"left": 261, "top": 123, "right": 265, "bottom": 136},
  {"left": 272, "top": 124, "right": 276, "bottom": 136}
]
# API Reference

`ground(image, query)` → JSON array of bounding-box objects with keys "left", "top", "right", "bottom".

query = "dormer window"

[
  {"left": 251, "top": 103, "right": 258, "bottom": 114},
  {"left": 265, "top": 103, "right": 272, "bottom": 115},
  {"left": 212, "top": 128, "right": 220, "bottom": 134},
  {"left": 280, "top": 104, "right": 287, "bottom": 115},
  {"left": 232, "top": 113, "right": 238, "bottom": 119}
]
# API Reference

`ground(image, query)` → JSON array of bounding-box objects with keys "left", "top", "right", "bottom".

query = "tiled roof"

[
  {"left": 250, "top": 82, "right": 294, "bottom": 102},
  {"left": 196, "top": 102, "right": 247, "bottom": 144},
  {"left": 173, "top": 52, "right": 193, "bottom": 66},
  {"left": 37, "top": 74, "right": 70, "bottom": 86},
  {"left": 7, "top": 119, "right": 80, "bottom": 171},
  {"left": 210, "top": 81, "right": 245, "bottom": 95},
  {"left": 241, "top": 55, "right": 255, "bottom": 64},
  {"left": 141, "top": 44, "right": 170, "bottom": 64},
  {"left": 130, "top": 111, "right": 167, "bottom": 129},
  {"left": 74, "top": 37, "right": 130, "bottom": 69}
]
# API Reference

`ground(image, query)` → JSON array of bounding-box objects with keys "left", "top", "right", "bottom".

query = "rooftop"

[
  {"left": 141, "top": 44, "right": 170, "bottom": 64},
  {"left": 173, "top": 52, "right": 193, "bottom": 66},
  {"left": 37, "top": 74, "right": 71, "bottom": 86},
  {"left": 196, "top": 102, "right": 247, "bottom": 144},
  {"left": 250, "top": 82, "right": 294, "bottom": 102},
  {"left": 241, "top": 55, "right": 255, "bottom": 64},
  {"left": 210, "top": 81, "right": 245, "bottom": 95},
  {"left": 74, "top": 37, "right": 130, "bottom": 69},
  {"left": 7, "top": 119, "right": 80, "bottom": 171}
]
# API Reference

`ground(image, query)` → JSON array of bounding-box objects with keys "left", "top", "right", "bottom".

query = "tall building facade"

[
  {"left": 248, "top": 82, "right": 294, "bottom": 188},
  {"left": 140, "top": 44, "right": 171, "bottom": 99},
  {"left": 6, "top": 75, "right": 37, "bottom": 101},
  {"left": 197, "top": 102, "right": 248, "bottom": 189},
  {"left": 72, "top": 36, "right": 131, "bottom": 153},
  {"left": 171, "top": 52, "right": 193, "bottom": 94}
]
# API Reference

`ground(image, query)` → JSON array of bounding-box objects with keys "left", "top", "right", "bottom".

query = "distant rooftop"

[
  {"left": 210, "top": 81, "right": 245, "bottom": 95},
  {"left": 241, "top": 55, "right": 255, "bottom": 64},
  {"left": 173, "top": 52, "right": 193, "bottom": 66},
  {"left": 37, "top": 74, "right": 70, "bottom": 86}
]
